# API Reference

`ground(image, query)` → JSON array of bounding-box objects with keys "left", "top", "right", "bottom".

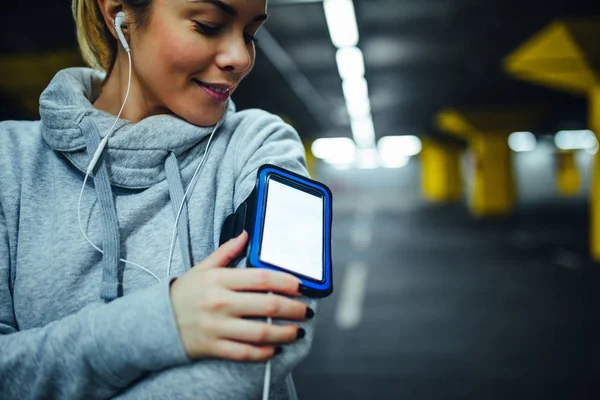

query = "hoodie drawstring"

[
  {"left": 165, "top": 152, "right": 193, "bottom": 271},
  {"left": 82, "top": 119, "right": 121, "bottom": 302},
  {"left": 82, "top": 121, "right": 196, "bottom": 301}
]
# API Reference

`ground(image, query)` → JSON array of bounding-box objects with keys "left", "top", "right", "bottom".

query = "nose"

[{"left": 215, "top": 34, "right": 253, "bottom": 74}]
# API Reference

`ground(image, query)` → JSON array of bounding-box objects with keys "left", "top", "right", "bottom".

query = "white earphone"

[
  {"left": 78, "top": 10, "right": 222, "bottom": 284},
  {"left": 114, "top": 11, "right": 130, "bottom": 53},
  {"left": 78, "top": 10, "right": 149, "bottom": 280},
  {"left": 86, "top": 12, "right": 131, "bottom": 175}
]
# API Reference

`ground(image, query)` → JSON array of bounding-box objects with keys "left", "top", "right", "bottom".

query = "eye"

[{"left": 194, "top": 21, "right": 220, "bottom": 36}]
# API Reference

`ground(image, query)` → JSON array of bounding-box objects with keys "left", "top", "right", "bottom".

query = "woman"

[{"left": 0, "top": 0, "right": 317, "bottom": 398}]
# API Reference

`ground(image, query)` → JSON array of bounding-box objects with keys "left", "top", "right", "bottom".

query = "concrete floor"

[{"left": 293, "top": 193, "right": 599, "bottom": 399}]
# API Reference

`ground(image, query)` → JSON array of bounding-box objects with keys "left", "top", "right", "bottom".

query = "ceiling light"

[
  {"left": 380, "top": 154, "right": 410, "bottom": 169},
  {"left": 356, "top": 148, "right": 379, "bottom": 169},
  {"left": 377, "top": 135, "right": 422, "bottom": 157},
  {"left": 508, "top": 131, "right": 537, "bottom": 152},
  {"left": 336, "top": 47, "right": 365, "bottom": 79},
  {"left": 345, "top": 96, "right": 371, "bottom": 120},
  {"left": 342, "top": 76, "right": 368, "bottom": 101},
  {"left": 350, "top": 117, "right": 376, "bottom": 148},
  {"left": 323, "top": 0, "right": 359, "bottom": 48},
  {"left": 555, "top": 130, "right": 596, "bottom": 150},
  {"left": 311, "top": 137, "right": 356, "bottom": 164}
]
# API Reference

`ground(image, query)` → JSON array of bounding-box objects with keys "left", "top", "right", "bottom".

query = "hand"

[{"left": 170, "top": 231, "right": 313, "bottom": 362}]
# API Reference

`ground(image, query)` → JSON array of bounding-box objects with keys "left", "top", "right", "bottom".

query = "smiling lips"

[{"left": 193, "top": 79, "right": 234, "bottom": 103}]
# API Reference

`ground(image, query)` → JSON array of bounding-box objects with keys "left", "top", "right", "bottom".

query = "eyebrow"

[{"left": 187, "top": 0, "right": 268, "bottom": 22}]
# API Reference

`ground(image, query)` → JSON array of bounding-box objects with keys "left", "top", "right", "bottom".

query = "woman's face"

[{"left": 128, "top": 0, "right": 267, "bottom": 126}]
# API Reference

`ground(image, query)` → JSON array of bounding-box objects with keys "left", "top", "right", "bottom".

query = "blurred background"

[{"left": 2, "top": 0, "right": 600, "bottom": 398}]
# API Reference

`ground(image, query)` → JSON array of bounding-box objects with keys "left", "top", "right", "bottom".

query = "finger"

[
  {"left": 195, "top": 231, "right": 248, "bottom": 270},
  {"left": 209, "top": 340, "right": 278, "bottom": 362},
  {"left": 211, "top": 268, "right": 301, "bottom": 295},
  {"left": 217, "top": 317, "right": 300, "bottom": 345},
  {"left": 224, "top": 291, "right": 309, "bottom": 320}
]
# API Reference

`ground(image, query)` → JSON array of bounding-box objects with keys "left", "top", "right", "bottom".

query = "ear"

[{"left": 97, "top": 0, "right": 127, "bottom": 42}]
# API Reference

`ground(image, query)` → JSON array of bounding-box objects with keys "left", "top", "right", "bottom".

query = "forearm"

[
  {"left": 0, "top": 282, "right": 190, "bottom": 400},
  {"left": 115, "top": 297, "right": 318, "bottom": 400}
]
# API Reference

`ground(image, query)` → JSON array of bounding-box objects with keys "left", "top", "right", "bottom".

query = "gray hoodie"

[{"left": 0, "top": 67, "right": 316, "bottom": 399}]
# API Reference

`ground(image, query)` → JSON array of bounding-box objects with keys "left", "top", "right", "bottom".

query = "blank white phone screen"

[{"left": 259, "top": 179, "right": 324, "bottom": 281}]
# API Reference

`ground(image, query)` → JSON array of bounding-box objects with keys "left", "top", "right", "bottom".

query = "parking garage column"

[
  {"left": 420, "top": 138, "right": 462, "bottom": 203},
  {"left": 470, "top": 132, "right": 515, "bottom": 216},
  {"left": 303, "top": 140, "right": 317, "bottom": 179},
  {"left": 555, "top": 150, "right": 581, "bottom": 196},
  {"left": 436, "top": 107, "right": 543, "bottom": 217},
  {"left": 590, "top": 86, "right": 600, "bottom": 259},
  {"left": 504, "top": 17, "right": 600, "bottom": 260}
]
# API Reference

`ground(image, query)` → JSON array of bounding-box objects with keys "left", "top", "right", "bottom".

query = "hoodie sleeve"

[
  {"left": 232, "top": 110, "right": 311, "bottom": 208},
  {"left": 107, "top": 112, "right": 319, "bottom": 399},
  {"left": 232, "top": 111, "right": 320, "bottom": 391},
  {"left": 0, "top": 196, "right": 190, "bottom": 399}
]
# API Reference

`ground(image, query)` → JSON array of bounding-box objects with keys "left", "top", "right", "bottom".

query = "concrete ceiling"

[{"left": 1, "top": 0, "right": 599, "bottom": 141}]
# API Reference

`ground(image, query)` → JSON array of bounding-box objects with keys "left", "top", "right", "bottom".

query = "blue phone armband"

[{"left": 220, "top": 164, "right": 333, "bottom": 298}]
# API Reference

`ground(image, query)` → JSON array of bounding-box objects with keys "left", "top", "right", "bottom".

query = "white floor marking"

[
  {"left": 335, "top": 261, "right": 368, "bottom": 330},
  {"left": 553, "top": 247, "right": 581, "bottom": 270},
  {"left": 351, "top": 225, "right": 372, "bottom": 250}
]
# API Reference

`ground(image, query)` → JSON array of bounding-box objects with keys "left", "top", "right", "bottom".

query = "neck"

[{"left": 93, "top": 51, "right": 169, "bottom": 122}]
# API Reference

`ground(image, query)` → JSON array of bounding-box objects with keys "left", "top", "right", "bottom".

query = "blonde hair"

[{"left": 72, "top": 0, "right": 152, "bottom": 73}]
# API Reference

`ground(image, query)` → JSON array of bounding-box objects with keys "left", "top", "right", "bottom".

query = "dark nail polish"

[
  {"left": 296, "top": 327, "right": 306, "bottom": 339},
  {"left": 274, "top": 346, "right": 283, "bottom": 355},
  {"left": 305, "top": 307, "right": 315, "bottom": 319}
]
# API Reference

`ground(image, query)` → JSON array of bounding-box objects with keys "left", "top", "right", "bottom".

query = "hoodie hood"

[
  {"left": 40, "top": 67, "right": 236, "bottom": 189},
  {"left": 37, "top": 67, "right": 235, "bottom": 301}
]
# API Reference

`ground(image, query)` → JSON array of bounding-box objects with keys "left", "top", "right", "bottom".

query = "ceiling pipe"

[{"left": 256, "top": 28, "right": 331, "bottom": 130}]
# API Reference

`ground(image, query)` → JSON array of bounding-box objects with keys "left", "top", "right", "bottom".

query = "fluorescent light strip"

[
  {"left": 377, "top": 136, "right": 423, "bottom": 157},
  {"left": 350, "top": 116, "right": 376, "bottom": 148},
  {"left": 323, "top": 0, "right": 377, "bottom": 164},
  {"left": 323, "top": 0, "right": 359, "bottom": 48},
  {"left": 508, "top": 132, "right": 536, "bottom": 153},
  {"left": 312, "top": 137, "right": 357, "bottom": 165},
  {"left": 336, "top": 47, "right": 365, "bottom": 80},
  {"left": 342, "top": 77, "right": 369, "bottom": 101},
  {"left": 554, "top": 130, "right": 596, "bottom": 150}
]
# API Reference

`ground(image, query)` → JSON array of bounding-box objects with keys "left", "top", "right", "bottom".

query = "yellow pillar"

[
  {"left": 303, "top": 140, "right": 317, "bottom": 179},
  {"left": 590, "top": 87, "right": 600, "bottom": 260},
  {"left": 555, "top": 151, "right": 581, "bottom": 196},
  {"left": 503, "top": 17, "right": 600, "bottom": 261},
  {"left": 420, "top": 139, "right": 462, "bottom": 202},
  {"left": 470, "top": 133, "right": 515, "bottom": 216},
  {"left": 436, "top": 107, "right": 541, "bottom": 217}
]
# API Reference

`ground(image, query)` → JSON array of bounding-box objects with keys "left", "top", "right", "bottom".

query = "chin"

[
  {"left": 186, "top": 115, "right": 221, "bottom": 127},
  {"left": 176, "top": 103, "right": 226, "bottom": 127}
]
